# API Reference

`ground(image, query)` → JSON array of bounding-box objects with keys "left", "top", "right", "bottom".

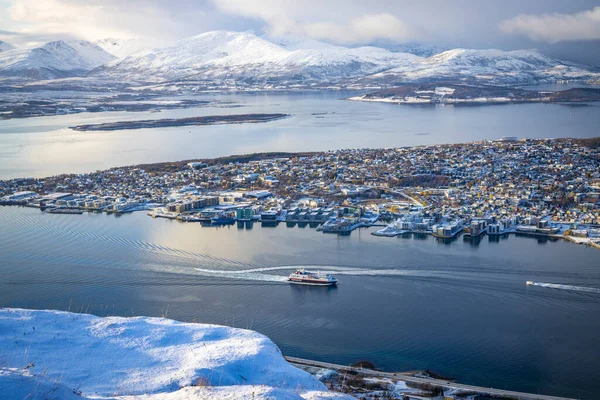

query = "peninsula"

[{"left": 2, "top": 137, "right": 599, "bottom": 249}]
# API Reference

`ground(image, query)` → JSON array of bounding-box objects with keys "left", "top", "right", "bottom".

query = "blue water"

[
  {"left": 1, "top": 206, "right": 599, "bottom": 398},
  {"left": 0, "top": 91, "right": 599, "bottom": 178}
]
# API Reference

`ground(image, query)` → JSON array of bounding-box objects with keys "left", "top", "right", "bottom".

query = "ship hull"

[{"left": 288, "top": 279, "right": 337, "bottom": 286}]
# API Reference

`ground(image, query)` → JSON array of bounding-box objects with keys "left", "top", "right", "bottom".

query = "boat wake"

[
  {"left": 194, "top": 267, "right": 290, "bottom": 283},
  {"left": 194, "top": 265, "right": 473, "bottom": 283},
  {"left": 527, "top": 282, "right": 600, "bottom": 294}
]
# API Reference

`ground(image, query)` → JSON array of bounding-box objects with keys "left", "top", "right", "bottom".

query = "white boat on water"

[{"left": 288, "top": 269, "right": 338, "bottom": 286}]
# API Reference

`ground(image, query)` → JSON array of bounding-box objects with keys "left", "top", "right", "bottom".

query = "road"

[{"left": 285, "top": 356, "right": 577, "bottom": 400}]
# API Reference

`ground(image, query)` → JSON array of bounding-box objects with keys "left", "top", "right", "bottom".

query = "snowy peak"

[
  {"left": 366, "top": 47, "right": 596, "bottom": 85},
  {"left": 423, "top": 48, "right": 560, "bottom": 69},
  {"left": 173, "top": 30, "right": 287, "bottom": 62},
  {"left": 99, "top": 30, "right": 419, "bottom": 83},
  {"left": 1, "top": 31, "right": 597, "bottom": 86},
  {"left": 0, "top": 41, "right": 15, "bottom": 52},
  {"left": 0, "top": 40, "right": 115, "bottom": 79}
]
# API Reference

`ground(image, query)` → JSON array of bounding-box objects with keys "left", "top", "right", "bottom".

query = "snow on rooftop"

[{"left": 0, "top": 308, "right": 353, "bottom": 400}]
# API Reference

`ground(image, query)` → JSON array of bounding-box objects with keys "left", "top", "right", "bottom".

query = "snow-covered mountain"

[
  {"left": 364, "top": 48, "right": 596, "bottom": 85},
  {"left": 93, "top": 32, "right": 598, "bottom": 87},
  {"left": 94, "top": 30, "right": 420, "bottom": 84},
  {"left": 0, "top": 41, "right": 15, "bottom": 53},
  {"left": 0, "top": 40, "right": 115, "bottom": 79},
  {"left": 1, "top": 31, "right": 598, "bottom": 87},
  {"left": 94, "top": 37, "right": 154, "bottom": 58},
  {"left": 377, "top": 42, "right": 447, "bottom": 57}
]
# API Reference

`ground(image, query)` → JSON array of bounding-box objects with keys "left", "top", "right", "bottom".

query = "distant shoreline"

[
  {"left": 348, "top": 85, "right": 600, "bottom": 106},
  {"left": 69, "top": 113, "right": 289, "bottom": 131}
]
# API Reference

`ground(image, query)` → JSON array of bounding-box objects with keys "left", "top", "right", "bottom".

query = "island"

[
  {"left": 69, "top": 113, "right": 289, "bottom": 131},
  {"left": 348, "top": 84, "right": 600, "bottom": 105}
]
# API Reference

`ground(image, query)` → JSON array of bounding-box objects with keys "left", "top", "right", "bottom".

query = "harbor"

[{"left": 1, "top": 204, "right": 599, "bottom": 399}]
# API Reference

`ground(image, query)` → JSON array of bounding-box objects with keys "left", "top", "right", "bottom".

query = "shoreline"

[
  {"left": 2, "top": 202, "right": 599, "bottom": 250},
  {"left": 2, "top": 137, "right": 599, "bottom": 251},
  {"left": 287, "top": 356, "right": 576, "bottom": 400},
  {"left": 0, "top": 307, "right": 580, "bottom": 400}
]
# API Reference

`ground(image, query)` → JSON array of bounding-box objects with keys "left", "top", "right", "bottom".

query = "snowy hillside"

[
  {"left": 0, "top": 40, "right": 14, "bottom": 52},
  {"left": 0, "top": 40, "right": 115, "bottom": 79},
  {"left": 96, "top": 30, "right": 420, "bottom": 83},
  {"left": 0, "top": 308, "right": 352, "bottom": 400},
  {"left": 378, "top": 42, "right": 447, "bottom": 57},
  {"left": 364, "top": 48, "right": 597, "bottom": 85},
  {"left": 94, "top": 37, "right": 154, "bottom": 58},
  {"left": 1, "top": 31, "right": 598, "bottom": 86},
  {"left": 93, "top": 32, "right": 599, "bottom": 86}
]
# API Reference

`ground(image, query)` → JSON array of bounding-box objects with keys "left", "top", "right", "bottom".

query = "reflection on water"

[
  {"left": 1, "top": 91, "right": 599, "bottom": 178},
  {"left": 1, "top": 207, "right": 600, "bottom": 399},
  {"left": 289, "top": 284, "right": 339, "bottom": 299}
]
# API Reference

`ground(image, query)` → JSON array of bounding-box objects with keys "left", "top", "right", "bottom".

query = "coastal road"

[{"left": 285, "top": 356, "right": 577, "bottom": 400}]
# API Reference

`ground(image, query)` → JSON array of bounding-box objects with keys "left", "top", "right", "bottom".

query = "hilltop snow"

[
  {"left": 96, "top": 30, "right": 420, "bottom": 83},
  {"left": 93, "top": 32, "right": 599, "bottom": 86},
  {"left": 0, "top": 308, "right": 353, "bottom": 400},
  {"left": 366, "top": 48, "right": 595, "bottom": 85},
  {"left": 0, "top": 40, "right": 115, "bottom": 79},
  {"left": 1, "top": 31, "right": 598, "bottom": 86}
]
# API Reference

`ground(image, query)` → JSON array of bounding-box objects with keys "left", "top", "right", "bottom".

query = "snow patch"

[{"left": 0, "top": 308, "right": 353, "bottom": 399}]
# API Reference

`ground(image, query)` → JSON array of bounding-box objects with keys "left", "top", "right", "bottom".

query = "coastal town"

[{"left": 1, "top": 137, "right": 599, "bottom": 249}]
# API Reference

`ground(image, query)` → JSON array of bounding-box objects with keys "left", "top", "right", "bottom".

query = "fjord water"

[
  {"left": 1, "top": 207, "right": 600, "bottom": 399},
  {"left": 1, "top": 90, "right": 599, "bottom": 178}
]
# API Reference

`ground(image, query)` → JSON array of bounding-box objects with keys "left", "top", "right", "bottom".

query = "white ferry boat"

[{"left": 288, "top": 269, "right": 338, "bottom": 286}]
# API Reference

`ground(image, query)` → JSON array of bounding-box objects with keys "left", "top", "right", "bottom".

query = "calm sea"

[
  {"left": 0, "top": 90, "right": 599, "bottom": 179},
  {"left": 1, "top": 206, "right": 599, "bottom": 399}
]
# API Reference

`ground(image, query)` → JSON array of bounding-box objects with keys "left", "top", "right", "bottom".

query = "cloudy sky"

[{"left": 1, "top": 0, "right": 599, "bottom": 65}]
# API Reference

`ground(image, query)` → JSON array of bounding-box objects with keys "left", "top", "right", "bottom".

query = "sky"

[{"left": 0, "top": 0, "right": 599, "bottom": 65}]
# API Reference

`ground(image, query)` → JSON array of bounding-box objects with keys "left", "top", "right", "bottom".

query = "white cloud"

[
  {"left": 500, "top": 7, "right": 600, "bottom": 43},
  {"left": 1, "top": 0, "right": 209, "bottom": 47},
  {"left": 211, "top": 0, "right": 415, "bottom": 44},
  {"left": 8, "top": 0, "right": 135, "bottom": 40}
]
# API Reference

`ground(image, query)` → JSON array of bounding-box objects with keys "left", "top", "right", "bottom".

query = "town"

[{"left": 2, "top": 137, "right": 599, "bottom": 249}]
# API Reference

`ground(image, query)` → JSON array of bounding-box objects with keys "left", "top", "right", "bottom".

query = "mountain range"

[{"left": 0, "top": 31, "right": 598, "bottom": 88}]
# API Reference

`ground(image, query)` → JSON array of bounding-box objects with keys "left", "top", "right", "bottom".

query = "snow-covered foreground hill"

[{"left": 0, "top": 308, "right": 353, "bottom": 400}]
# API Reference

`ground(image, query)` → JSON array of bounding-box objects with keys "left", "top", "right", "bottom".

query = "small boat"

[
  {"left": 288, "top": 268, "right": 338, "bottom": 286},
  {"left": 526, "top": 281, "right": 534, "bottom": 285}
]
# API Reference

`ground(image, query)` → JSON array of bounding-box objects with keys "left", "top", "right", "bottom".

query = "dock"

[{"left": 285, "top": 356, "right": 576, "bottom": 400}]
